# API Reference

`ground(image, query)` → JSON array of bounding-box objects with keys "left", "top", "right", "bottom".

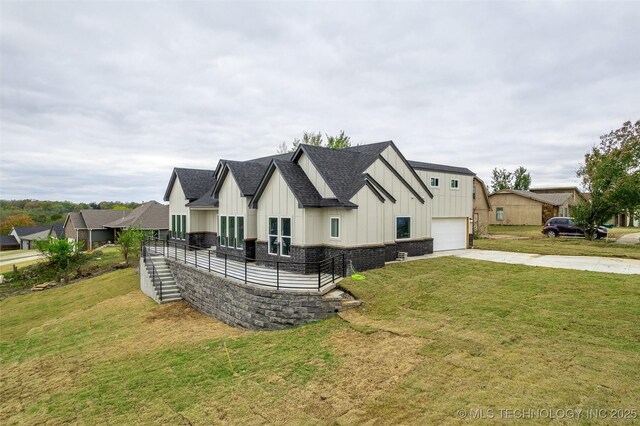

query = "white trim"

[
  {"left": 395, "top": 216, "right": 412, "bottom": 240},
  {"left": 267, "top": 216, "right": 278, "bottom": 255},
  {"left": 430, "top": 177, "right": 440, "bottom": 188},
  {"left": 450, "top": 179, "right": 460, "bottom": 190},
  {"left": 329, "top": 216, "right": 341, "bottom": 240},
  {"left": 280, "top": 216, "right": 292, "bottom": 258}
]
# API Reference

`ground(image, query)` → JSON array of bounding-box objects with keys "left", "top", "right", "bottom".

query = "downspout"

[{"left": 89, "top": 229, "right": 93, "bottom": 250}]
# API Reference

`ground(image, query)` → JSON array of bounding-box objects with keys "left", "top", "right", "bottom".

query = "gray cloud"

[{"left": 1, "top": 1, "right": 638, "bottom": 202}]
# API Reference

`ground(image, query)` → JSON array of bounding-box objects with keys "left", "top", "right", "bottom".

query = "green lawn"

[
  {"left": 1, "top": 259, "right": 638, "bottom": 424},
  {"left": 479, "top": 225, "right": 640, "bottom": 259},
  {"left": 0, "top": 247, "right": 124, "bottom": 299},
  {"left": 0, "top": 249, "right": 38, "bottom": 258}
]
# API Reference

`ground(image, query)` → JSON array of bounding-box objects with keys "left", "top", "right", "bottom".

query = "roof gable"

[
  {"left": 104, "top": 201, "right": 169, "bottom": 229},
  {"left": 164, "top": 167, "right": 216, "bottom": 201},
  {"left": 12, "top": 225, "right": 52, "bottom": 237}
]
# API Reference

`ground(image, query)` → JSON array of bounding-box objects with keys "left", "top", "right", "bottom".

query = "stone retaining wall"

[{"left": 166, "top": 259, "right": 344, "bottom": 330}]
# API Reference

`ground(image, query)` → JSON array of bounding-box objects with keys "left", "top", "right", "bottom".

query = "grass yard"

[
  {"left": 0, "top": 249, "right": 38, "bottom": 258},
  {"left": 1, "top": 258, "right": 639, "bottom": 424},
  {"left": 0, "top": 247, "right": 125, "bottom": 299},
  {"left": 478, "top": 225, "right": 640, "bottom": 259}
]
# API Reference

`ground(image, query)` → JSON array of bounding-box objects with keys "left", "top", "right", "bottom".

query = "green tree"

[
  {"left": 35, "top": 236, "right": 84, "bottom": 281},
  {"left": 513, "top": 166, "right": 532, "bottom": 190},
  {"left": 576, "top": 120, "right": 640, "bottom": 232},
  {"left": 0, "top": 213, "right": 35, "bottom": 234},
  {"left": 326, "top": 130, "right": 352, "bottom": 149},
  {"left": 277, "top": 130, "right": 352, "bottom": 153},
  {"left": 117, "top": 227, "right": 146, "bottom": 265},
  {"left": 490, "top": 168, "right": 513, "bottom": 192}
]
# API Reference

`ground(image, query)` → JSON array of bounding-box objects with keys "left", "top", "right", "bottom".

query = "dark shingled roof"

[
  {"left": 50, "top": 222, "right": 64, "bottom": 238},
  {"left": 408, "top": 160, "right": 475, "bottom": 176},
  {"left": 251, "top": 160, "right": 357, "bottom": 208},
  {"left": 12, "top": 225, "right": 52, "bottom": 237},
  {"left": 186, "top": 181, "right": 219, "bottom": 208},
  {"left": 1, "top": 235, "right": 19, "bottom": 246},
  {"left": 163, "top": 168, "right": 217, "bottom": 201},
  {"left": 215, "top": 153, "right": 292, "bottom": 198},
  {"left": 79, "top": 209, "right": 130, "bottom": 229},
  {"left": 295, "top": 141, "right": 393, "bottom": 204},
  {"left": 104, "top": 201, "right": 169, "bottom": 230},
  {"left": 66, "top": 212, "right": 86, "bottom": 230}
]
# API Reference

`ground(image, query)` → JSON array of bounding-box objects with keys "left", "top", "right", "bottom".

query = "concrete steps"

[{"left": 146, "top": 256, "right": 181, "bottom": 303}]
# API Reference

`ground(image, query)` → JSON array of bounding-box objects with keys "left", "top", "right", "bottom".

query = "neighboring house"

[
  {"left": 50, "top": 222, "right": 65, "bottom": 238},
  {"left": 104, "top": 201, "right": 170, "bottom": 239},
  {"left": 164, "top": 141, "right": 475, "bottom": 272},
  {"left": 10, "top": 225, "right": 53, "bottom": 250},
  {"left": 489, "top": 190, "right": 578, "bottom": 226},
  {"left": 63, "top": 209, "right": 130, "bottom": 249},
  {"left": 472, "top": 176, "right": 492, "bottom": 235},
  {"left": 583, "top": 192, "right": 639, "bottom": 227},
  {"left": 0, "top": 235, "right": 20, "bottom": 251},
  {"left": 409, "top": 161, "right": 474, "bottom": 251}
]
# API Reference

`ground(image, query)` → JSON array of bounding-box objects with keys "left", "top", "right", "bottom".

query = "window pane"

[
  {"left": 431, "top": 177, "right": 438, "bottom": 187},
  {"left": 228, "top": 217, "right": 235, "bottom": 248},
  {"left": 331, "top": 218, "right": 339, "bottom": 238},
  {"left": 220, "top": 216, "right": 227, "bottom": 246},
  {"left": 496, "top": 208, "right": 504, "bottom": 221},
  {"left": 281, "top": 237, "right": 291, "bottom": 256},
  {"left": 396, "top": 217, "right": 410, "bottom": 239},
  {"left": 268, "top": 236, "right": 278, "bottom": 254},
  {"left": 451, "top": 180, "right": 459, "bottom": 188},
  {"left": 172, "top": 215, "right": 175, "bottom": 238},
  {"left": 182, "top": 215, "right": 186, "bottom": 239},
  {"left": 237, "top": 217, "right": 244, "bottom": 249},
  {"left": 269, "top": 217, "right": 278, "bottom": 236},
  {"left": 281, "top": 218, "right": 291, "bottom": 237}
]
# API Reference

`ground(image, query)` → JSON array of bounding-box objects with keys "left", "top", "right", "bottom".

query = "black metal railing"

[
  {"left": 143, "top": 238, "right": 345, "bottom": 291},
  {"left": 142, "top": 244, "right": 164, "bottom": 301}
]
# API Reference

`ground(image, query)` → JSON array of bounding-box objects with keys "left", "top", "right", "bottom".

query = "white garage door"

[{"left": 432, "top": 218, "right": 468, "bottom": 251}]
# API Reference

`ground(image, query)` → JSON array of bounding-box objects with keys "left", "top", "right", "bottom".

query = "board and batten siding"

[
  {"left": 415, "top": 170, "right": 473, "bottom": 219},
  {"left": 218, "top": 172, "right": 257, "bottom": 238},
  {"left": 190, "top": 210, "right": 217, "bottom": 233},
  {"left": 256, "top": 168, "right": 304, "bottom": 245},
  {"left": 169, "top": 176, "right": 190, "bottom": 232},
  {"left": 365, "top": 146, "right": 432, "bottom": 243},
  {"left": 296, "top": 152, "right": 335, "bottom": 198}
]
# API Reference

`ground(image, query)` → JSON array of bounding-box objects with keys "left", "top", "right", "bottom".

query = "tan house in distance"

[
  {"left": 472, "top": 177, "right": 492, "bottom": 234},
  {"left": 489, "top": 187, "right": 585, "bottom": 226}
]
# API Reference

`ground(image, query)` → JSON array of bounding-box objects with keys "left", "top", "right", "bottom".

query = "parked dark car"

[{"left": 542, "top": 217, "right": 608, "bottom": 239}]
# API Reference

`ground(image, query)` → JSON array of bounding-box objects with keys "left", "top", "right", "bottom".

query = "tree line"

[{"left": 0, "top": 200, "right": 141, "bottom": 234}]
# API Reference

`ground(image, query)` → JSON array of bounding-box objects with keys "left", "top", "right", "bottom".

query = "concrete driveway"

[
  {"left": 616, "top": 232, "right": 640, "bottom": 245},
  {"left": 415, "top": 249, "right": 640, "bottom": 275}
]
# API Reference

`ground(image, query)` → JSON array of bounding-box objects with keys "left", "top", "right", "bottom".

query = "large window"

[
  {"left": 268, "top": 217, "right": 278, "bottom": 255},
  {"left": 181, "top": 215, "right": 186, "bottom": 239},
  {"left": 220, "top": 216, "right": 227, "bottom": 246},
  {"left": 450, "top": 179, "right": 459, "bottom": 189},
  {"left": 219, "top": 215, "right": 244, "bottom": 249},
  {"left": 228, "top": 216, "right": 236, "bottom": 248},
  {"left": 496, "top": 208, "right": 504, "bottom": 221},
  {"left": 237, "top": 217, "right": 244, "bottom": 249},
  {"left": 171, "top": 215, "right": 176, "bottom": 238},
  {"left": 430, "top": 177, "right": 439, "bottom": 188},
  {"left": 396, "top": 217, "right": 411, "bottom": 239},
  {"left": 268, "top": 217, "right": 292, "bottom": 256},
  {"left": 281, "top": 218, "right": 291, "bottom": 256},
  {"left": 330, "top": 217, "right": 340, "bottom": 239}
]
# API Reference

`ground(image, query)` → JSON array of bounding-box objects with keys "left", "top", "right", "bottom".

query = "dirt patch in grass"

[{"left": 306, "top": 328, "right": 424, "bottom": 423}]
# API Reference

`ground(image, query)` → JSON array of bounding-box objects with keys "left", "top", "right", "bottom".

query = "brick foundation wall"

[
  {"left": 166, "top": 259, "right": 343, "bottom": 330},
  {"left": 395, "top": 238, "right": 433, "bottom": 257},
  {"left": 188, "top": 232, "right": 217, "bottom": 249}
]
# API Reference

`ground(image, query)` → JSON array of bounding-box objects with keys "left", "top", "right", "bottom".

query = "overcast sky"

[{"left": 1, "top": 1, "right": 638, "bottom": 203}]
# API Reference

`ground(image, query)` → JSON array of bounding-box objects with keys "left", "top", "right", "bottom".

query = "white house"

[{"left": 163, "top": 141, "right": 475, "bottom": 272}]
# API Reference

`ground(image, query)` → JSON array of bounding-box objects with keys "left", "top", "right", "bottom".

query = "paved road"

[
  {"left": 0, "top": 254, "right": 45, "bottom": 268},
  {"left": 413, "top": 249, "right": 640, "bottom": 275}
]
